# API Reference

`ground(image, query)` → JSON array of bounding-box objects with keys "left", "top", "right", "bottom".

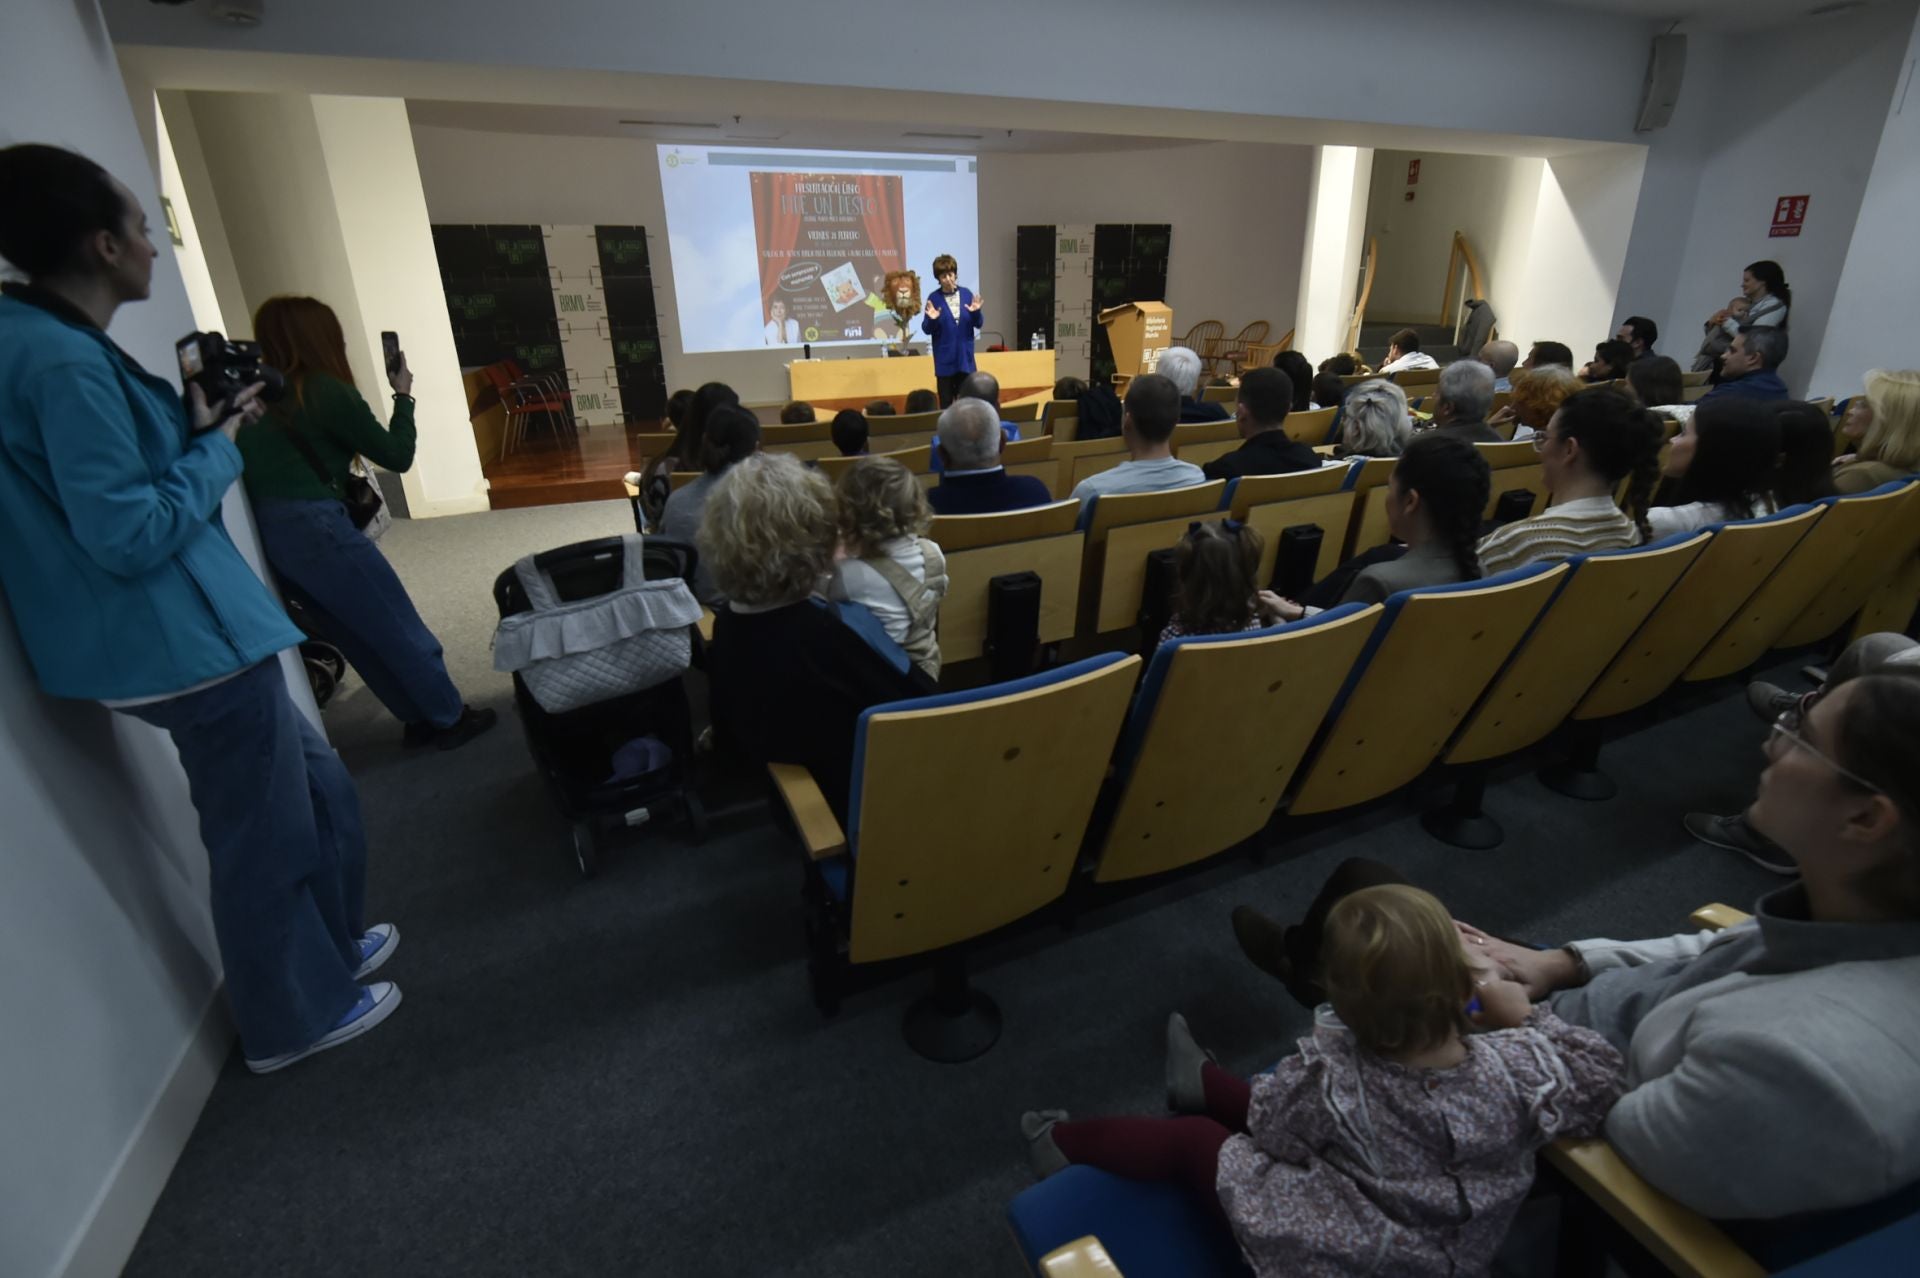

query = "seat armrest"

[
  {"left": 696, "top": 608, "right": 715, "bottom": 645},
  {"left": 1690, "top": 903, "right": 1752, "bottom": 932},
  {"left": 1039, "top": 1235, "right": 1124, "bottom": 1277},
  {"left": 1545, "top": 1139, "right": 1763, "bottom": 1278},
  {"left": 768, "top": 763, "right": 848, "bottom": 861}
]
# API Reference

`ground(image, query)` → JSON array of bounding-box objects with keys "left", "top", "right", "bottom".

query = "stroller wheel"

[
  {"left": 305, "top": 659, "right": 338, "bottom": 708},
  {"left": 571, "top": 821, "right": 601, "bottom": 879},
  {"left": 315, "top": 644, "right": 346, "bottom": 682}
]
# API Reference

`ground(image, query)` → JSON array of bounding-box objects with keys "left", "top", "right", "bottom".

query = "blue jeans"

[
  {"left": 124, "top": 660, "right": 366, "bottom": 1059},
  {"left": 254, "top": 498, "right": 464, "bottom": 729}
]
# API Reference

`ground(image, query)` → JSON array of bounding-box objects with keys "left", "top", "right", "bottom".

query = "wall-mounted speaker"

[{"left": 1636, "top": 34, "right": 1687, "bottom": 133}]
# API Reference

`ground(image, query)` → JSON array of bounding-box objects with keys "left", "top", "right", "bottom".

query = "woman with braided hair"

[
  {"left": 1267, "top": 432, "right": 1492, "bottom": 619},
  {"left": 1476, "top": 386, "right": 1662, "bottom": 576}
]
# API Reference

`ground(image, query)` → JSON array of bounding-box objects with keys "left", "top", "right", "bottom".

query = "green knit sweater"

[{"left": 237, "top": 372, "right": 416, "bottom": 502}]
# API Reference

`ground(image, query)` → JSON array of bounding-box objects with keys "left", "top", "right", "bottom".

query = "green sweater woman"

[{"left": 238, "top": 295, "right": 493, "bottom": 749}]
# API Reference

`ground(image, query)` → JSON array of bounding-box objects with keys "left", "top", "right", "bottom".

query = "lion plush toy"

[{"left": 871, "top": 269, "right": 923, "bottom": 353}]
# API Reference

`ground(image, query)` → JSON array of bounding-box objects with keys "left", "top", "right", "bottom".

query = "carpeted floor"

[{"left": 124, "top": 500, "right": 1796, "bottom": 1277}]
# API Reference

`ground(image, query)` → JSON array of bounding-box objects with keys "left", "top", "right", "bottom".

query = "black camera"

[{"left": 176, "top": 331, "right": 287, "bottom": 420}]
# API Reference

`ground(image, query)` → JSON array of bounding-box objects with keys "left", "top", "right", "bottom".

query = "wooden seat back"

[
  {"left": 1242, "top": 491, "right": 1359, "bottom": 587},
  {"left": 759, "top": 420, "right": 832, "bottom": 446},
  {"left": 931, "top": 499, "right": 1080, "bottom": 552},
  {"left": 1484, "top": 464, "right": 1549, "bottom": 520},
  {"left": 1288, "top": 564, "right": 1568, "bottom": 816},
  {"left": 1227, "top": 465, "right": 1347, "bottom": 516},
  {"left": 1445, "top": 534, "right": 1710, "bottom": 767},
  {"left": 1573, "top": 508, "right": 1822, "bottom": 722},
  {"left": 1038, "top": 399, "right": 1078, "bottom": 436},
  {"left": 1476, "top": 439, "right": 1538, "bottom": 470},
  {"left": 1092, "top": 605, "right": 1382, "bottom": 883},
  {"left": 1343, "top": 456, "right": 1396, "bottom": 494},
  {"left": 939, "top": 532, "right": 1085, "bottom": 664},
  {"left": 1003, "top": 399, "right": 1042, "bottom": 423},
  {"left": 815, "top": 444, "right": 932, "bottom": 482},
  {"left": 1001, "top": 436, "right": 1053, "bottom": 464},
  {"left": 846, "top": 654, "right": 1139, "bottom": 963},
  {"left": 1284, "top": 407, "right": 1338, "bottom": 446},
  {"left": 1687, "top": 486, "right": 1911, "bottom": 681},
  {"left": 1772, "top": 480, "right": 1920, "bottom": 649},
  {"left": 1079, "top": 484, "right": 1230, "bottom": 634}
]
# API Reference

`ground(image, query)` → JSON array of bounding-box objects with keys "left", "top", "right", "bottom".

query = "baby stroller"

[
  {"left": 491, "top": 535, "right": 708, "bottom": 877},
  {"left": 283, "top": 595, "right": 349, "bottom": 709}
]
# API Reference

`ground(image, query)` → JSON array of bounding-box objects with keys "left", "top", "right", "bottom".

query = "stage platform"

[{"left": 787, "top": 350, "right": 1055, "bottom": 411}]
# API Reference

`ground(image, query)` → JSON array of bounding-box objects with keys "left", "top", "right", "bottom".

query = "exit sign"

[{"left": 1770, "top": 194, "right": 1809, "bottom": 238}]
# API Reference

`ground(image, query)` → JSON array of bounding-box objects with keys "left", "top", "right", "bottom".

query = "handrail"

[
  {"left": 1344, "top": 234, "right": 1379, "bottom": 358},
  {"left": 1441, "top": 231, "right": 1489, "bottom": 345}
]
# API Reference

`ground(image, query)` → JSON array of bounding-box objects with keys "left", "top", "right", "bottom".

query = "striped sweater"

[{"left": 1476, "top": 495, "right": 1641, "bottom": 576}]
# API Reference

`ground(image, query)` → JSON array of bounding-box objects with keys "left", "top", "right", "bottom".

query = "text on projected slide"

[{"left": 657, "top": 145, "right": 979, "bottom": 356}]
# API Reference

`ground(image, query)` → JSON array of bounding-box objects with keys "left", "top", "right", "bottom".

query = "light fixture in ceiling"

[
  {"left": 902, "top": 130, "right": 983, "bottom": 140},
  {"left": 617, "top": 119, "right": 722, "bottom": 130},
  {"left": 1807, "top": 1, "right": 1866, "bottom": 15}
]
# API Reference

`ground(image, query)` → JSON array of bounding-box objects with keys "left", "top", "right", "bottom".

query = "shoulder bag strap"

[{"left": 862, "top": 550, "right": 936, "bottom": 625}]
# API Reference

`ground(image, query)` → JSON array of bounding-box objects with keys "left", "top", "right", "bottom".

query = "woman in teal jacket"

[{"left": 0, "top": 144, "right": 401, "bottom": 1073}]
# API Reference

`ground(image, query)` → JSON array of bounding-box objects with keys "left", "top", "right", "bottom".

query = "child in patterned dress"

[{"left": 1022, "top": 885, "right": 1625, "bottom": 1277}]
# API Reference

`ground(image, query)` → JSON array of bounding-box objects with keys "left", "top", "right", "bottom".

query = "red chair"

[{"left": 483, "top": 363, "right": 576, "bottom": 460}]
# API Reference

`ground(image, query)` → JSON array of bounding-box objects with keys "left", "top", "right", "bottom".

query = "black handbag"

[{"left": 283, "top": 423, "right": 384, "bottom": 531}]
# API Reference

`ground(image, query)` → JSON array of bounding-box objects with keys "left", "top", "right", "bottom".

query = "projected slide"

[{"left": 657, "top": 145, "right": 979, "bottom": 355}]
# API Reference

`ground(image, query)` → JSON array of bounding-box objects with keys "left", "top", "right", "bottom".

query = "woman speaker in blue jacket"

[
  {"left": 0, "top": 145, "right": 401, "bottom": 1074},
  {"left": 920, "top": 252, "right": 984, "bottom": 406}
]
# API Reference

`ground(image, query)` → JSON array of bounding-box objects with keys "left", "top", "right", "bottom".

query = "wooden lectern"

[{"left": 1099, "top": 301, "right": 1175, "bottom": 379}]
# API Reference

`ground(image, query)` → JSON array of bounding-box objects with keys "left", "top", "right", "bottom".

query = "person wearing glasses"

[
  {"left": 1685, "top": 632, "right": 1920, "bottom": 873},
  {"left": 1232, "top": 660, "right": 1920, "bottom": 1238},
  {"left": 1474, "top": 387, "right": 1664, "bottom": 577}
]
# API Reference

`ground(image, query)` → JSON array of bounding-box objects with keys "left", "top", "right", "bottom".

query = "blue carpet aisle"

[{"left": 123, "top": 500, "right": 1789, "bottom": 1277}]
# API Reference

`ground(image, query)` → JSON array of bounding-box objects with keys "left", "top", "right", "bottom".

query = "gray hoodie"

[{"left": 1552, "top": 884, "right": 1920, "bottom": 1220}]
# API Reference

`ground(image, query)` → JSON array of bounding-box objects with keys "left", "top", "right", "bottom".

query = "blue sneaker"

[
  {"left": 244, "top": 982, "right": 402, "bottom": 1075},
  {"left": 353, "top": 923, "right": 399, "bottom": 979}
]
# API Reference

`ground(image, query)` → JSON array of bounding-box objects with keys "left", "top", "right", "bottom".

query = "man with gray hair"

[
  {"left": 1479, "top": 339, "right": 1520, "bottom": 392},
  {"left": 1155, "top": 346, "right": 1231, "bottom": 423},
  {"left": 928, "top": 369, "right": 1020, "bottom": 473},
  {"left": 1700, "top": 327, "right": 1789, "bottom": 402},
  {"left": 1424, "top": 359, "right": 1501, "bottom": 443},
  {"left": 925, "top": 397, "right": 1053, "bottom": 515}
]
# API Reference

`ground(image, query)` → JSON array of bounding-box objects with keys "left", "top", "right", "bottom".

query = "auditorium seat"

[
  {"left": 1282, "top": 406, "right": 1338, "bottom": 446},
  {"left": 1484, "top": 463, "right": 1548, "bottom": 521},
  {"left": 1543, "top": 506, "right": 1822, "bottom": 799},
  {"left": 1240, "top": 489, "right": 1359, "bottom": 588},
  {"left": 814, "top": 443, "right": 932, "bottom": 481},
  {"left": 1347, "top": 483, "right": 1394, "bottom": 557},
  {"left": 769, "top": 652, "right": 1138, "bottom": 1060},
  {"left": 1054, "top": 436, "right": 1132, "bottom": 498},
  {"left": 1423, "top": 533, "right": 1711, "bottom": 849},
  {"left": 1287, "top": 563, "right": 1567, "bottom": 817},
  {"left": 1340, "top": 456, "right": 1395, "bottom": 494},
  {"left": 1077, "top": 484, "right": 1229, "bottom": 635},
  {"left": 1170, "top": 418, "right": 1241, "bottom": 467},
  {"left": 1685, "top": 482, "right": 1913, "bottom": 682},
  {"left": 1769, "top": 479, "right": 1920, "bottom": 650},
  {"left": 931, "top": 501, "right": 1084, "bottom": 666},
  {"left": 1002, "top": 435, "right": 1054, "bottom": 463},
  {"left": 1039, "top": 398, "right": 1079, "bottom": 438},
  {"left": 759, "top": 420, "right": 832, "bottom": 446},
  {"left": 1006, "top": 1166, "right": 1247, "bottom": 1278},
  {"left": 1088, "top": 604, "right": 1380, "bottom": 884},
  {"left": 1222, "top": 466, "right": 1346, "bottom": 517}
]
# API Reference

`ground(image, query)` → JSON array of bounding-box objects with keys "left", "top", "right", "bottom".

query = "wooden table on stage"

[{"left": 788, "top": 350, "right": 1056, "bottom": 412}]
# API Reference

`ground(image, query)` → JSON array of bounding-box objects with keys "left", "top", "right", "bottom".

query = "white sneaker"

[
  {"left": 245, "top": 982, "right": 402, "bottom": 1075},
  {"left": 353, "top": 923, "right": 399, "bottom": 979}
]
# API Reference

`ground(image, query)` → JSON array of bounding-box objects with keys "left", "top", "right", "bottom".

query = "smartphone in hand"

[{"left": 381, "top": 330, "right": 401, "bottom": 377}]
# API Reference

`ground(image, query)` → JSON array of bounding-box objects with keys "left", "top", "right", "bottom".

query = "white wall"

[
  {"left": 1615, "top": 0, "right": 1918, "bottom": 395},
  {"left": 411, "top": 126, "right": 1315, "bottom": 402},
  {"left": 1503, "top": 148, "right": 1652, "bottom": 365},
  {"left": 1295, "top": 146, "right": 1375, "bottom": 362},
  {"left": 1363, "top": 149, "right": 1546, "bottom": 325},
  {"left": 975, "top": 143, "right": 1314, "bottom": 361},
  {"left": 172, "top": 91, "right": 487, "bottom": 515},
  {"left": 0, "top": 5, "right": 306, "bottom": 1276},
  {"left": 1808, "top": 8, "right": 1920, "bottom": 397}
]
